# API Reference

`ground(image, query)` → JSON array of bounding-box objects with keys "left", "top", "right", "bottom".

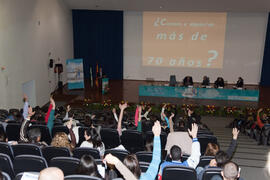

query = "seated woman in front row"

[{"left": 214, "top": 77, "right": 225, "bottom": 88}]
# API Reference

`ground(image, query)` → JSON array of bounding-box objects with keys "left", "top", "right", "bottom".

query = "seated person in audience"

[
  {"left": 51, "top": 120, "right": 76, "bottom": 151},
  {"left": 104, "top": 121, "right": 162, "bottom": 180},
  {"left": 201, "top": 76, "right": 210, "bottom": 87},
  {"left": 183, "top": 76, "right": 194, "bottom": 87},
  {"left": 256, "top": 108, "right": 270, "bottom": 145},
  {"left": 158, "top": 123, "right": 200, "bottom": 179},
  {"left": 221, "top": 161, "right": 241, "bottom": 180},
  {"left": 204, "top": 128, "right": 239, "bottom": 158},
  {"left": 27, "top": 128, "right": 48, "bottom": 147},
  {"left": 45, "top": 96, "right": 56, "bottom": 134},
  {"left": 80, "top": 128, "right": 105, "bottom": 157},
  {"left": 197, "top": 151, "right": 230, "bottom": 180},
  {"left": 163, "top": 113, "right": 192, "bottom": 154},
  {"left": 77, "top": 155, "right": 103, "bottom": 178},
  {"left": 214, "top": 77, "right": 225, "bottom": 88},
  {"left": 20, "top": 105, "right": 35, "bottom": 142},
  {"left": 39, "top": 167, "right": 64, "bottom": 180},
  {"left": 0, "top": 130, "right": 17, "bottom": 145},
  {"left": 235, "top": 77, "right": 244, "bottom": 89},
  {"left": 116, "top": 102, "right": 128, "bottom": 136},
  {"left": 265, "top": 151, "right": 270, "bottom": 177},
  {"left": 187, "top": 107, "right": 201, "bottom": 129}
]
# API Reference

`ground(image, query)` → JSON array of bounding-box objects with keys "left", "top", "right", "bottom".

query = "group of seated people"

[
  {"left": 0, "top": 95, "right": 244, "bottom": 180},
  {"left": 228, "top": 107, "right": 270, "bottom": 146},
  {"left": 176, "top": 76, "right": 244, "bottom": 89}
]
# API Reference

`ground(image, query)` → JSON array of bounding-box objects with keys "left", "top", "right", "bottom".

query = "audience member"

[
  {"left": 77, "top": 155, "right": 103, "bottom": 178},
  {"left": 256, "top": 108, "right": 270, "bottom": 145},
  {"left": 46, "top": 96, "right": 56, "bottom": 134},
  {"left": 51, "top": 120, "right": 76, "bottom": 151},
  {"left": 221, "top": 161, "right": 240, "bottom": 180},
  {"left": 80, "top": 128, "right": 105, "bottom": 157},
  {"left": 39, "top": 167, "right": 64, "bottom": 180},
  {"left": 187, "top": 107, "right": 201, "bottom": 129},
  {"left": 20, "top": 106, "right": 35, "bottom": 142},
  {"left": 214, "top": 77, "right": 225, "bottom": 88},
  {"left": 104, "top": 121, "right": 162, "bottom": 180},
  {"left": 158, "top": 123, "right": 200, "bottom": 179},
  {"left": 27, "top": 128, "right": 48, "bottom": 147}
]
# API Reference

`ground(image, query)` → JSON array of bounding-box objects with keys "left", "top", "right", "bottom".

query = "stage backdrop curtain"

[
  {"left": 72, "top": 10, "right": 123, "bottom": 80},
  {"left": 260, "top": 13, "right": 270, "bottom": 86}
]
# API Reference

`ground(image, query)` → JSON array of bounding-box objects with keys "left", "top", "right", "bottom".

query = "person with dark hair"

[
  {"left": 20, "top": 105, "right": 35, "bottom": 142},
  {"left": 221, "top": 161, "right": 240, "bottom": 180},
  {"left": 27, "top": 128, "right": 47, "bottom": 147},
  {"left": 214, "top": 77, "right": 225, "bottom": 88},
  {"left": 235, "top": 77, "right": 244, "bottom": 88},
  {"left": 77, "top": 155, "right": 103, "bottom": 178},
  {"left": 80, "top": 128, "right": 105, "bottom": 157},
  {"left": 104, "top": 121, "right": 162, "bottom": 180},
  {"left": 202, "top": 76, "right": 210, "bottom": 87},
  {"left": 183, "top": 76, "right": 194, "bottom": 87},
  {"left": 187, "top": 107, "right": 201, "bottom": 129},
  {"left": 123, "top": 154, "right": 141, "bottom": 178},
  {"left": 158, "top": 124, "right": 201, "bottom": 179},
  {"left": 256, "top": 108, "right": 270, "bottom": 145}
]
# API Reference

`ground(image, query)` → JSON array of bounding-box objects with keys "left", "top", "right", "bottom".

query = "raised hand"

[
  {"left": 188, "top": 123, "right": 198, "bottom": 139},
  {"left": 119, "top": 102, "right": 128, "bottom": 110},
  {"left": 66, "top": 105, "right": 71, "bottom": 112},
  {"left": 170, "top": 113, "right": 175, "bottom": 119},
  {"left": 152, "top": 121, "right": 161, "bottom": 137},
  {"left": 50, "top": 95, "right": 55, "bottom": 109},
  {"left": 232, "top": 128, "right": 239, "bottom": 140},
  {"left": 104, "top": 153, "right": 120, "bottom": 165},
  {"left": 112, "top": 108, "right": 116, "bottom": 114}
]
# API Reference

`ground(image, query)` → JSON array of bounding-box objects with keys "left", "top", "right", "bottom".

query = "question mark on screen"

[{"left": 207, "top": 50, "right": 218, "bottom": 67}]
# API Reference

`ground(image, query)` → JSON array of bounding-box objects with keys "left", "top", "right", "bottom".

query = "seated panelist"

[
  {"left": 183, "top": 76, "right": 193, "bottom": 87},
  {"left": 235, "top": 77, "right": 244, "bottom": 88},
  {"left": 201, "top": 76, "right": 210, "bottom": 87},
  {"left": 214, "top": 77, "right": 225, "bottom": 88}
]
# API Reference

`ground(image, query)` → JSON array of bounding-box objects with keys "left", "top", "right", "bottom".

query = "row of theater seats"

[
  {"left": 0, "top": 142, "right": 218, "bottom": 180},
  {"left": 4, "top": 123, "right": 217, "bottom": 154}
]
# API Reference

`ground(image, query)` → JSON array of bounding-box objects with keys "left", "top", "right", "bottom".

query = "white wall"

[
  {"left": 0, "top": 0, "right": 73, "bottom": 109},
  {"left": 124, "top": 12, "right": 268, "bottom": 84}
]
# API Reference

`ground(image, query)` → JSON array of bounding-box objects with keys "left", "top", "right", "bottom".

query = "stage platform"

[{"left": 52, "top": 79, "right": 270, "bottom": 108}]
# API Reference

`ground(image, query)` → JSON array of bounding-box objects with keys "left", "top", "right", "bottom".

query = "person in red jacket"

[{"left": 256, "top": 108, "right": 270, "bottom": 145}]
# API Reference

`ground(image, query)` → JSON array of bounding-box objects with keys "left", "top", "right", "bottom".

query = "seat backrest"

[
  {"left": 139, "top": 162, "right": 150, "bottom": 173},
  {"left": 73, "top": 147, "right": 100, "bottom": 160},
  {"left": 50, "top": 157, "right": 80, "bottom": 176},
  {"left": 162, "top": 166, "right": 197, "bottom": 180},
  {"left": 2, "top": 171, "right": 11, "bottom": 180},
  {"left": 198, "top": 156, "right": 215, "bottom": 168},
  {"left": 13, "top": 155, "right": 48, "bottom": 175},
  {"left": 0, "top": 142, "right": 14, "bottom": 160},
  {"left": 121, "top": 130, "right": 144, "bottom": 153},
  {"left": 146, "top": 131, "right": 167, "bottom": 150},
  {"left": 52, "top": 126, "right": 69, "bottom": 138},
  {"left": 14, "top": 172, "right": 40, "bottom": 180},
  {"left": 12, "top": 144, "right": 42, "bottom": 157},
  {"left": 100, "top": 128, "right": 120, "bottom": 149},
  {"left": 6, "top": 124, "right": 21, "bottom": 141},
  {"left": 0, "top": 153, "right": 15, "bottom": 178},
  {"left": 42, "top": 146, "right": 71, "bottom": 163},
  {"left": 202, "top": 167, "right": 222, "bottom": 180},
  {"left": 104, "top": 149, "right": 129, "bottom": 162},
  {"left": 29, "top": 125, "right": 52, "bottom": 145},
  {"left": 135, "top": 151, "right": 153, "bottom": 163},
  {"left": 64, "top": 175, "right": 103, "bottom": 180}
]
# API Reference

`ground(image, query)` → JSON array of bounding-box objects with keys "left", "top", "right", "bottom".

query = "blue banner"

[
  {"left": 66, "top": 59, "right": 84, "bottom": 89},
  {"left": 139, "top": 85, "right": 259, "bottom": 102}
]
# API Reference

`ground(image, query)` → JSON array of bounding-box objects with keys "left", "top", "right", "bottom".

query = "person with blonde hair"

[{"left": 51, "top": 120, "right": 76, "bottom": 151}]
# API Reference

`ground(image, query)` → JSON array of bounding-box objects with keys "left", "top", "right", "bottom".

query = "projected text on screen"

[{"left": 142, "top": 12, "right": 227, "bottom": 68}]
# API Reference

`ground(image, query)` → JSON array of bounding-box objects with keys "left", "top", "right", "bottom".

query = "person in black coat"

[{"left": 214, "top": 77, "right": 225, "bottom": 88}]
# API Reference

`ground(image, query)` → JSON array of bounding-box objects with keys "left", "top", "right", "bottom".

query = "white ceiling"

[{"left": 63, "top": 0, "right": 270, "bottom": 12}]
